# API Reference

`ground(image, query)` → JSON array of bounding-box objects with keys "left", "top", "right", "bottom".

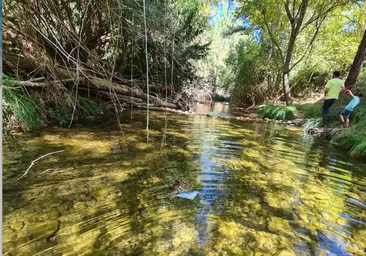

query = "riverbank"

[{"left": 253, "top": 96, "right": 366, "bottom": 157}]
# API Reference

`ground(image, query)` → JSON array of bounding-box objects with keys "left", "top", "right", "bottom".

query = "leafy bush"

[
  {"left": 222, "top": 38, "right": 282, "bottom": 106},
  {"left": 291, "top": 67, "right": 329, "bottom": 97},
  {"left": 333, "top": 119, "right": 366, "bottom": 157},
  {"left": 257, "top": 104, "right": 298, "bottom": 120}
]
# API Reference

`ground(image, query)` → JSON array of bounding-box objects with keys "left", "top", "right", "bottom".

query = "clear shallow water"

[{"left": 3, "top": 108, "right": 366, "bottom": 256}]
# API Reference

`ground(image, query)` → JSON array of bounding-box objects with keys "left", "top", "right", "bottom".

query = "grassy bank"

[
  {"left": 256, "top": 86, "right": 366, "bottom": 157},
  {"left": 296, "top": 90, "right": 366, "bottom": 157},
  {"left": 2, "top": 74, "right": 101, "bottom": 133}
]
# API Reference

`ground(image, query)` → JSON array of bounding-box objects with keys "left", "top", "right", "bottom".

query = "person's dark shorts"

[{"left": 341, "top": 109, "right": 353, "bottom": 119}]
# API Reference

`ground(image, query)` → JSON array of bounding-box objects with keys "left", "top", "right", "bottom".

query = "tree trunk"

[
  {"left": 345, "top": 29, "right": 366, "bottom": 88},
  {"left": 282, "top": 70, "right": 293, "bottom": 105},
  {"left": 282, "top": 30, "right": 296, "bottom": 106},
  {"left": 280, "top": 0, "right": 308, "bottom": 106}
]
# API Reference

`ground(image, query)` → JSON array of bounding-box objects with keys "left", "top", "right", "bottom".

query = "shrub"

[
  {"left": 257, "top": 104, "right": 298, "bottom": 120},
  {"left": 291, "top": 67, "right": 329, "bottom": 97}
]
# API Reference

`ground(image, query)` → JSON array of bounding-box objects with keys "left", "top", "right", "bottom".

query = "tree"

[
  {"left": 345, "top": 29, "right": 366, "bottom": 88},
  {"left": 238, "top": 0, "right": 352, "bottom": 105}
]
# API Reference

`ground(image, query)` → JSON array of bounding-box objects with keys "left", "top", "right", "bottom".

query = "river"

[{"left": 3, "top": 103, "right": 366, "bottom": 255}]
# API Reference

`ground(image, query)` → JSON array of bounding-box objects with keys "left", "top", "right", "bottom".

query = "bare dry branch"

[{"left": 18, "top": 150, "right": 65, "bottom": 180}]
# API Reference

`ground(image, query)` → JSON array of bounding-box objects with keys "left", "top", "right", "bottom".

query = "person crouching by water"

[
  {"left": 323, "top": 71, "right": 345, "bottom": 120},
  {"left": 340, "top": 90, "right": 363, "bottom": 127}
]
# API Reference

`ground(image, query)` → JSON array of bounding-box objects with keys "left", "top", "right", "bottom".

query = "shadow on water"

[{"left": 3, "top": 105, "right": 366, "bottom": 256}]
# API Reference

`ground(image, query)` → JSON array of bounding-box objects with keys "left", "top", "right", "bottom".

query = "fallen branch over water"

[{"left": 18, "top": 150, "right": 65, "bottom": 180}]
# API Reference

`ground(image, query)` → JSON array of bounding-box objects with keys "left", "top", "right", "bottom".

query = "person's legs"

[
  {"left": 346, "top": 111, "right": 352, "bottom": 127},
  {"left": 341, "top": 109, "right": 352, "bottom": 127},
  {"left": 323, "top": 99, "right": 336, "bottom": 119},
  {"left": 322, "top": 101, "right": 328, "bottom": 119},
  {"left": 340, "top": 109, "right": 347, "bottom": 123},
  {"left": 340, "top": 114, "right": 345, "bottom": 123}
]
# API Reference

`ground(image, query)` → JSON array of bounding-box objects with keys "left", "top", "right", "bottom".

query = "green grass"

[
  {"left": 333, "top": 119, "right": 366, "bottom": 157},
  {"left": 2, "top": 73, "right": 102, "bottom": 131},
  {"left": 2, "top": 74, "right": 44, "bottom": 131},
  {"left": 302, "top": 118, "right": 323, "bottom": 133},
  {"left": 257, "top": 104, "right": 298, "bottom": 120},
  {"left": 295, "top": 103, "right": 323, "bottom": 119}
]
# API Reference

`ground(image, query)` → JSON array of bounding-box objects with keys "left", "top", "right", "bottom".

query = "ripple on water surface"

[{"left": 3, "top": 112, "right": 366, "bottom": 256}]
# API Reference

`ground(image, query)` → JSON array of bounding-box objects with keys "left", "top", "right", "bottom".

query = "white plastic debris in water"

[{"left": 176, "top": 191, "right": 199, "bottom": 200}]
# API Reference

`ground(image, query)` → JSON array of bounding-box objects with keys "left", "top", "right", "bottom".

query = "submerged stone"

[
  {"left": 29, "top": 220, "right": 59, "bottom": 240},
  {"left": 73, "top": 202, "right": 88, "bottom": 213},
  {"left": 267, "top": 217, "right": 293, "bottom": 237},
  {"left": 11, "top": 221, "right": 24, "bottom": 231},
  {"left": 91, "top": 188, "right": 110, "bottom": 201},
  {"left": 249, "top": 203, "right": 262, "bottom": 211},
  {"left": 66, "top": 229, "right": 102, "bottom": 254},
  {"left": 3, "top": 241, "right": 15, "bottom": 253},
  {"left": 49, "top": 208, "right": 61, "bottom": 220}
]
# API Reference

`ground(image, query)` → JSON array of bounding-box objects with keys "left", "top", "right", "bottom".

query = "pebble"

[{"left": 10, "top": 221, "right": 24, "bottom": 231}]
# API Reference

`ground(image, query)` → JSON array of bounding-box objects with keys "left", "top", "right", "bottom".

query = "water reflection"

[
  {"left": 3, "top": 110, "right": 366, "bottom": 255},
  {"left": 191, "top": 102, "right": 231, "bottom": 115}
]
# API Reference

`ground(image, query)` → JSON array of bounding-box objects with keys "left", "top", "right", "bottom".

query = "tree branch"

[
  {"left": 292, "top": 0, "right": 296, "bottom": 17},
  {"left": 18, "top": 150, "right": 65, "bottom": 180},
  {"left": 299, "top": 2, "right": 345, "bottom": 35},
  {"left": 290, "top": 16, "right": 325, "bottom": 71},
  {"left": 294, "top": 0, "right": 309, "bottom": 34},
  {"left": 14, "top": 79, "right": 75, "bottom": 88},
  {"left": 261, "top": 9, "right": 284, "bottom": 62},
  {"left": 283, "top": 0, "right": 294, "bottom": 22}
]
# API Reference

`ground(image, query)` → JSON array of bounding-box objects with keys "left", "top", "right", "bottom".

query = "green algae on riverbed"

[{"left": 3, "top": 111, "right": 366, "bottom": 255}]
